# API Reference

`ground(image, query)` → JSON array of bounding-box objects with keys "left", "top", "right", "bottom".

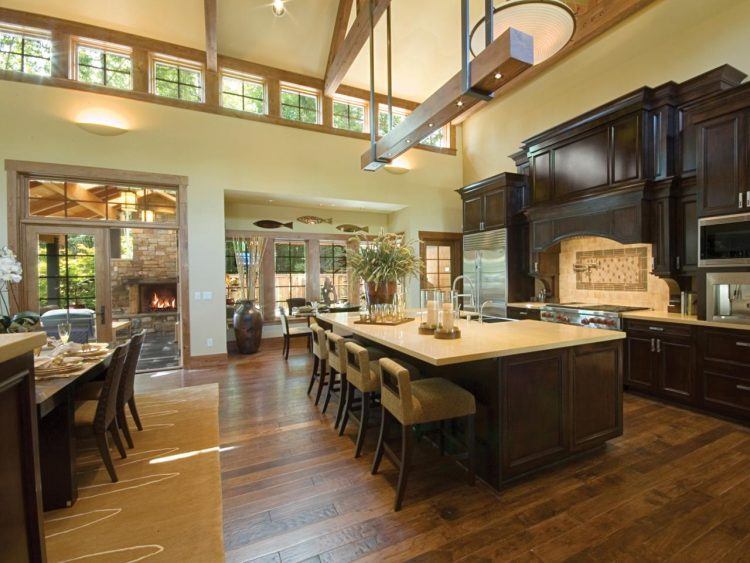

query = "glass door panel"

[
  {"left": 110, "top": 227, "right": 181, "bottom": 371},
  {"left": 24, "top": 225, "right": 111, "bottom": 343}
]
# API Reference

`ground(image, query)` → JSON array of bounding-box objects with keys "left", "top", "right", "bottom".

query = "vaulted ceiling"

[{"left": 3, "top": 1, "right": 649, "bottom": 102}]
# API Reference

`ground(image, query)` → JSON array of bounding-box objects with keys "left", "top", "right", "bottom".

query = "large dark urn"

[{"left": 233, "top": 299, "right": 263, "bottom": 354}]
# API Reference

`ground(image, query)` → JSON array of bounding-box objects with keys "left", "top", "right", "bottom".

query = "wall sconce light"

[
  {"left": 75, "top": 109, "right": 129, "bottom": 136},
  {"left": 384, "top": 157, "right": 410, "bottom": 175},
  {"left": 271, "top": 0, "right": 286, "bottom": 17},
  {"left": 76, "top": 122, "right": 129, "bottom": 136}
]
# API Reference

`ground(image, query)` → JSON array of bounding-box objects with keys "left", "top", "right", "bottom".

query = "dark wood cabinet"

[
  {"left": 625, "top": 320, "right": 695, "bottom": 403},
  {"left": 457, "top": 173, "right": 527, "bottom": 234},
  {"left": 675, "top": 188, "right": 698, "bottom": 273},
  {"left": 0, "top": 351, "right": 46, "bottom": 562},
  {"left": 699, "top": 327, "right": 750, "bottom": 418},
  {"left": 696, "top": 110, "right": 748, "bottom": 216},
  {"left": 506, "top": 306, "right": 541, "bottom": 321},
  {"left": 463, "top": 195, "right": 482, "bottom": 234}
]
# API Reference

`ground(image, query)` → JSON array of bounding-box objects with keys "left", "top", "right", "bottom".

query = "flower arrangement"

[
  {"left": 0, "top": 246, "right": 40, "bottom": 333},
  {"left": 347, "top": 231, "right": 422, "bottom": 288}
]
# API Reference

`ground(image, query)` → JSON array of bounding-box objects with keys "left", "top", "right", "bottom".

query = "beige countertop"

[
  {"left": 318, "top": 313, "right": 624, "bottom": 366},
  {"left": 0, "top": 332, "right": 47, "bottom": 364},
  {"left": 507, "top": 302, "right": 548, "bottom": 310},
  {"left": 622, "top": 310, "right": 750, "bottom": 331}
]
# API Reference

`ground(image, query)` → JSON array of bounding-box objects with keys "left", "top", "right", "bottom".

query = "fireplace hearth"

[{"left": 137, "top": 281, "right": 178, "bottom": 313}]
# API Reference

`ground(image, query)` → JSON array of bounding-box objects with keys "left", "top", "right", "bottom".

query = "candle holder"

[{"left": 434, "top": 299, "right": 461, "bottom": 339}]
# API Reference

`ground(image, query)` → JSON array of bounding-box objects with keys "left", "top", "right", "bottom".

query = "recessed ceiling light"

[
  {"left": 271, "top": 0, "right": 286, "bottom": 17},
  {"left": 406, "top": 139, "right": 411, "bottom": 144},
  {"left": 428, "top": 123, "right": 434, "bottom": 127},
  {"left": 494, "top": 72, "right": 503, "bottom": 79},
  {"left": 456, "top": 99, "right": 464, "bottom": 107}
]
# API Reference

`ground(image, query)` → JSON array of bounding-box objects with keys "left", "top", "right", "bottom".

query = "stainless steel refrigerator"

[{"left": 462, "top": 229, "right": 507, "bottom": 318}]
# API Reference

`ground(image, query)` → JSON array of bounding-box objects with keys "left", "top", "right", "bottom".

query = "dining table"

[{"left": 35, "top": 345, "right": 112, "bottom": 510}]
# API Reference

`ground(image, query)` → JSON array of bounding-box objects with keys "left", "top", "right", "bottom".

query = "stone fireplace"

[{"left": 135, "top": 281, "right": 178, "bottom": 313}]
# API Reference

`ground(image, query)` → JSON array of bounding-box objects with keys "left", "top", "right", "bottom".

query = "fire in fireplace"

[{"left": 138, "top": 282, "right": 178, "bottom": 313}]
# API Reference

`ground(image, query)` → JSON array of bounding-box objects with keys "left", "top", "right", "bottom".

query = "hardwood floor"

[{"left": 135, "top": 340, "right": 750, "bottom": 562}]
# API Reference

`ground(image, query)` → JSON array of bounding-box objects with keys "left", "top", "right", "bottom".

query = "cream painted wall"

[
  {"left": 462, "top": 0, "right": 750, "bottom": 182},
  {"left": 0, "top": 81, "right": 462, "bottom": 357}
]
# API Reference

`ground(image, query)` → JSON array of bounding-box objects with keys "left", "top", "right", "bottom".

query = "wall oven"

[
  {"left": 706, "top": 272, "right": 750, "bottom": 325},
  {"left": 699, "top": 212, "right": 750, "bottom": 267}
]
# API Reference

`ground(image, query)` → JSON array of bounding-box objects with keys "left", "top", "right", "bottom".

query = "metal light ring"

[{"left": 468, "top": 0, "right": 576, "bottom": 63}]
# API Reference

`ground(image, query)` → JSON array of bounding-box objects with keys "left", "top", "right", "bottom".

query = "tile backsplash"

[{"left": 558, "top": 237, "right": 670, "bottom": 311}]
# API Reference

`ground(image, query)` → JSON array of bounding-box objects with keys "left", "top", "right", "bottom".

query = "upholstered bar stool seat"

[
  {"left": 307, "top": 322, "right": 329, "bottom": 405},
  {"left": 372, "top": 358, "right": 477, "bottom": 511},
  {"left": 386, "top": 377, "right": 476, "bottom": 425}
]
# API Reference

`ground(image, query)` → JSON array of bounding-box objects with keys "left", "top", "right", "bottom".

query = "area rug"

[{"left": 43, "top": 384, "right": 224, "bottom": 562}]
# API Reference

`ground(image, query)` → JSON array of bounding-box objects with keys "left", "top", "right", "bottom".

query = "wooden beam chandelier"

[{"left": 361, "top": 0, "right": 534, "bottom": 171}]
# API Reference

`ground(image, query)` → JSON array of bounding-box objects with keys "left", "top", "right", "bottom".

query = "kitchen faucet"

[{"left": 452, "top": 275, "right": 477, "bottom": 315}]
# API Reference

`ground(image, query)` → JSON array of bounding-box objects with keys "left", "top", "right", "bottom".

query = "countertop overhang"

[
  {"left": 0, "top": 332, "right": 47, "bottom": 364},
  {"left": 317, "top": 313, "right": 624, "bottom": 366}
]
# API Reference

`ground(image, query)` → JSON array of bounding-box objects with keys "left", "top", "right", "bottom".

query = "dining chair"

[
  {"left": 74, "top": 343, "right": 129, "bottom": 483},
  {"left": 372, "top": 358, "right": 476, "bottom": 511},
  {"left": 308, "top": 322, "right": 329, "bottom": 405},
  {"left": 280, "top": 308, "right": 312, "bottom": 359},
  {"left": 76, "top": 331, "right": 146, "bottom": 449},
  {"left": 286, "top": 297, "right": 308, "bottom": 313}
]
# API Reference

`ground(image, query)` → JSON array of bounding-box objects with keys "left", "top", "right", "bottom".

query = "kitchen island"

[{"left": 316, "top": 313, "right": 625, "bottom": 490}]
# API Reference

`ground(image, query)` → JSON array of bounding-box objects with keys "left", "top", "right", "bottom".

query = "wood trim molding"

[
  {"left": 5, "top": 159, "right": 188, "bottom": 185},
  {"left": 225, "top": 229, "right": 358, "bottom": 242},
  {"left": 418, "top": 230, "right": 463, "bottom": 241},
  {"left": 0, "top": 7, "right": 456, "bottom": 155},
  {"left": 186, "top": 352, "right": 228, "bottom": 369}
]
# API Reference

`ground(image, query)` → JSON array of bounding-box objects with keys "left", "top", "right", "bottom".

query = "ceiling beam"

[
  {"left": 325, "top": 0, "right": 355, "bottom": 87},
  {"left": 324, "top": 0, "right": 391, "bottom": 97},
  {"left": 361, "top": 28, "right": 533, "bottom": 170},
  {"left": 204, "top": 0, "right": 218, "bottom": 72}
]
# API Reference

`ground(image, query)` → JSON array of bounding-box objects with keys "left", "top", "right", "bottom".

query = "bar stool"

[
  {"left": 307, "top": 322, "right": 328, "bottom": 405},
  {"left": 372, "top": 357, "right": 476, "bottom": 511},
  {"left": 340, "top": 343, "right": 421, "bottom": 457},
  {"left": 323, "top": 331, "right": 353, "bottom": 426}
]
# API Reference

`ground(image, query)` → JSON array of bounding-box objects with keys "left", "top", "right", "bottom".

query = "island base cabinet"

[{"left": 498, "top": 341, "right": 623, "bottom": 484}]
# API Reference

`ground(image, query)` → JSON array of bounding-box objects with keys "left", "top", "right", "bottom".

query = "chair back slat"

[
  {"left": 119, "top": 330, "right": 145, "bottom": 405},
  {"left": 279, "top": 308, "right": 290, "bottom": 335},
  {"left": 94, "top": 344, "right": 129, "bottom": 433},
  {"left": 378, "top": 358, "right": 415, "bottom": 424}
]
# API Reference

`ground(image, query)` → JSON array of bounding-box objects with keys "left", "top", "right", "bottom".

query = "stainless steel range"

[{"left": 540, "top": 303, "right": 649, "bottom": 331}]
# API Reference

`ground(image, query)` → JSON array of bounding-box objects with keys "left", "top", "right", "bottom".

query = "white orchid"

[{"left": 0, "top": 246, "right": 23, "bottom": 284}]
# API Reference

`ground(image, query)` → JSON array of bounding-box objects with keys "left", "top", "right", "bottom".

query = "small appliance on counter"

[{"left": 705, "top": 272, "right": 750, "bottom": 325}]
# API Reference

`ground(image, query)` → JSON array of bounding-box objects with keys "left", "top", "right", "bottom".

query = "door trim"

[{"left": 6, "top": 160, "right": 190, "bottom": 366}]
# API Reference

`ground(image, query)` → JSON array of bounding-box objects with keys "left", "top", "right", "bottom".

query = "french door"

[{"left": 23, "top": 224, "right": 112, "bottom": 343}]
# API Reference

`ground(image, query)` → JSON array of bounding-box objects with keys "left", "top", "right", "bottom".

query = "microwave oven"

[
  {"left": 705, "top": 272, "right": 750, "bottom": 325},
  {"left": 698, "top": 212, "right": 750, "bottom": 268}
]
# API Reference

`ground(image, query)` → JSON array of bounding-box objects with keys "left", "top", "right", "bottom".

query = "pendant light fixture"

[{"left": 469, "top": 0, "right": 575, "bottom": 65}]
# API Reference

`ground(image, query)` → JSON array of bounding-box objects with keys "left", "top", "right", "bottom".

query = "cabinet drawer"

[
  {"left": 625, "top": 320, "right": 693, "bottom": 338},
  {"left": 703, "top": 370, "right": 750, "bottom": 415},
  {"left": 702, "top": 329, "right": 750, "bottom": 367}
]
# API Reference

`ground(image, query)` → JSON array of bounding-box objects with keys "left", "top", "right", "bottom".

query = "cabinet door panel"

[
  {"left": 698, "top": 112, "right": 745, "bottom": 216},
  {"left": 501, "top": 351, "right": 567, "bottom": 477},
  {"left": 554, "top": 130, "right": 609, "bottom": 197},
  {"left": 570, "top": 343, "right": 622, "bottom": 450},
  {"left": 677, "top": 195, "right": 698, "bottom": 272},
  {"left": 612, "top": 115, "right": 640, "bottom": 183},
  {"left": 626, "top": 334, "right": 656, "bottom": 390},
  {"left": 463, "top": 196, "right": 482, "bottom": 233},
  {"left": 658, "top": 337, "right": 694, "bottom": 401},
  {"left": 703, "top": 370, "right": 750, "bottom": 415},
  {"left": 483, "top": 188, "right": 506, "bottom": 230}
]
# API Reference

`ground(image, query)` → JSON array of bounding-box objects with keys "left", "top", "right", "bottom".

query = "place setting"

[{"left": 34, "top": 323, "right": 112, "bottom": 379}]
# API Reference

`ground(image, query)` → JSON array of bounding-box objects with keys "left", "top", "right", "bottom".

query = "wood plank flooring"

[{"left": 135, "top": 340, "right": 750, "bottom": 562}]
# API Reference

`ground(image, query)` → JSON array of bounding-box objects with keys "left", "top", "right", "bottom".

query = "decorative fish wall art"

[
  {"left": 253, "top": 220, "right": 294, "bottom": 230},
  {"left": 297, "top": 216, "right": 333, "bottom": 225},
  {"left": 336, "top": 224, "right": 369, "bottom": 233}
]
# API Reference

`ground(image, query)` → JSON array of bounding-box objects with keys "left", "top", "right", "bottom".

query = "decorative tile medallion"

[{"left": 574, "top": 246, "right": 648, "bottom": 291}]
